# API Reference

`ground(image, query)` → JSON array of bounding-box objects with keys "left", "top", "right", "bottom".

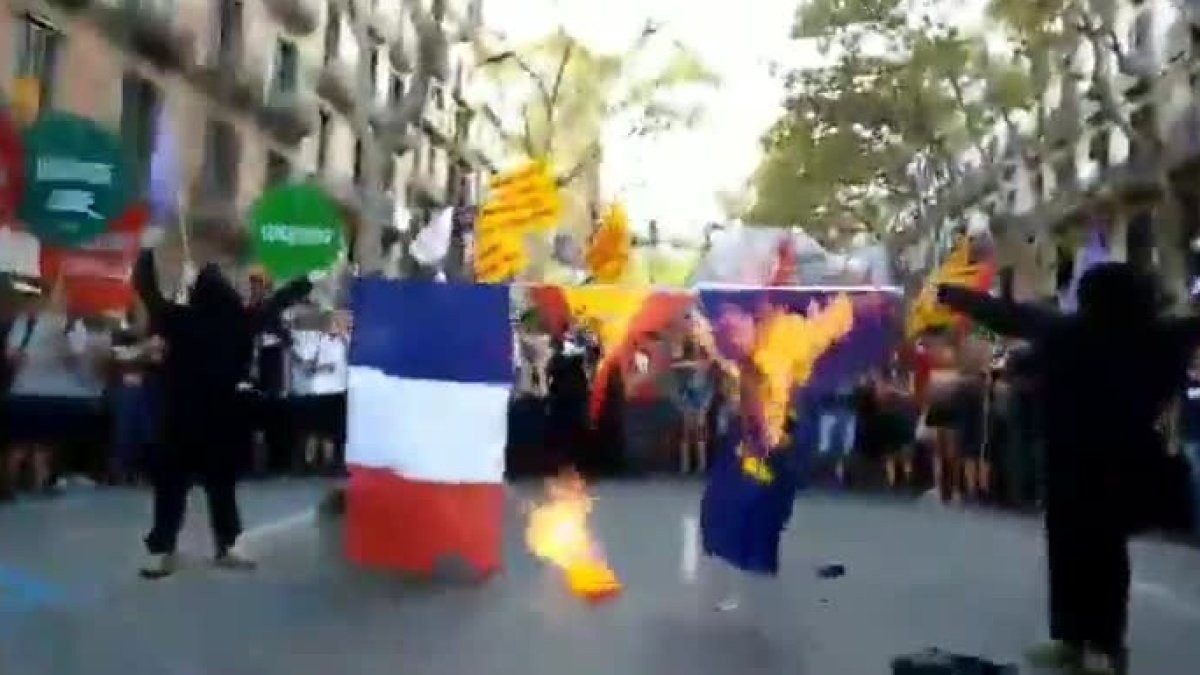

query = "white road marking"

[
  {"left": 1132, "top": 579, "right": 1200, "bottom": 620},
  {"left": 681, "top": 515, "right": 699, "bottom": 583},
  {"left": 236, "top": 508, "right": 317, "bottom": 554}
]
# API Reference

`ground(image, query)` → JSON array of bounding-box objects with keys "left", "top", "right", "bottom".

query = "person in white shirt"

[
  {"left": 5, "top": 304, "right": 109, "bottom": 494},
  {"left": 289, "top": 311, "right": 350, "bottom": 475}
]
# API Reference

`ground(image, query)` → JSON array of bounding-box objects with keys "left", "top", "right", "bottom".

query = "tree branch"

[
  {"left": 555, "top": 142, "right": 602, "bottom": 187},
  {"left": 543, "top": 38, "right": 575, "bottom": 157},
  {"left": 521, "top": 107, "right": 537, "bottom": 157},
  {"left": 479, "top": 49, "right": 556, "bottom": 155}
]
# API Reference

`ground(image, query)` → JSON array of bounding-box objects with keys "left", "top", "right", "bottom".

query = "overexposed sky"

[
  {"left": 481, "top": 0, "right": 991, "bottom": 238},
  {"left": 483, "top": 0, "right": 800, "bottom": 237}
]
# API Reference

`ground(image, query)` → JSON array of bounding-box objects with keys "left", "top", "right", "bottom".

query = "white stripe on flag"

[{"left": 347, "top": 366, "right": 509, "bottom": 484}]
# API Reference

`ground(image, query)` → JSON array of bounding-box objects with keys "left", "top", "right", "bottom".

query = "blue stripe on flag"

[{"left": 350, "top": 278, "right": 512, "bottom": 385}]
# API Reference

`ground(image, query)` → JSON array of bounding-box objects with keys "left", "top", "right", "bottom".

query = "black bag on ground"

[{"left": 891, "top": 649, "right": 1018, "bottom": 675}]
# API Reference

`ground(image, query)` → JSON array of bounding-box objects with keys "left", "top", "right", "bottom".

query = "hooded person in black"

[
  {"left": 938, "top": 262, "right": 1200, "bottom": 674},
  {"left": 133, "top": 249, "right": 312, "bottom": 578}
]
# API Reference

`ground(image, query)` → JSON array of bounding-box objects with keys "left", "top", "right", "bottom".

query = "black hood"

[
  {"left": 190, "top": 264, "right": 243, "bottom": 317},
  {"left": 1076, "top": 262, "right": 1158, "bottom": 326}
]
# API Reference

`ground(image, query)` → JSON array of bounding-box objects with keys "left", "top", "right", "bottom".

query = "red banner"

[
  {"left": 40, "top": 203, "right": 148, "bottom": 315},
  {"left": 0, "top": 106, "right": 22, "bottom": 222}
]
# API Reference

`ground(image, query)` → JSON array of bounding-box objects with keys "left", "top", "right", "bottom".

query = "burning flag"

[
  {"left": 524, "top": 470, "right": 621, "bottom": 602},
  {"left": 697, "top": 293, "right": 856, "bottom": 577}
]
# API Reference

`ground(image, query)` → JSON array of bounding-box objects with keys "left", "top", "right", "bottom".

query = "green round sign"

[
  {"left": 18, "top": 111, "right": 132, "bottom": 247},
  {"left": 248, "top": 182, "right": 345, "bottom": 281}
]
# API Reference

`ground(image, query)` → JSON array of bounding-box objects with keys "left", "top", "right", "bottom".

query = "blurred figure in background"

[
  {"left": 245, "top": 270, "right": 294, "bottom": 477},
  {"left": 5, "top": 297, "right": 108, "bottom": 495},
  {"left": 546, "top": 325, "right": 591, "bottom": 472},
  {"left": 816, "top": 380, "right": 857, "bottom": 486},
  {"left": 290, "top": 310, "right": 350, "bottom": 475},
  {"left": 924, "top": 334, "right": 963, "bottom": 503},
  {"left": 671, "top": 335, "right": 716, "bottom": 475},
  {"left": 957, "top": 336, "right": 993, "bottom": 502},
  {"left": 106, "top": 308, "right": 159, "bottom": 485},
  {"left": 873, "top": 368, "right": 918, "bottom": 490},
  {"left": 508, "top": 311, "right": 552, "bottom": 476}
]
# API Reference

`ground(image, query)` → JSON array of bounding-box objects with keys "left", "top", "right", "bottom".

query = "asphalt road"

[{"left": 2, "top": 480, "right": 1199, "bottom": 674}]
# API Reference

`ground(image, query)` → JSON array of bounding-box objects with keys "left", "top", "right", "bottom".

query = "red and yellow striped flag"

[{"left": 906, "top": 240, "right": 995, "bottom": 338}]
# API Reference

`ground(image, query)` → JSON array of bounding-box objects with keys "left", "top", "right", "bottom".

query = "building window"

[
  {"left": 1087, "top": 129, "right": 1110, "bottom": 169},
  {"left": 1130, "top": 105, "right": 1156, "bottom": 164},
  {"left": 431, "top": 78, "right": 446, "bottom": 108},
  {"left": 265, "top": 151, "right": 291, "bottom": 187},
  {"left": 353, "top": 139, "right": 364, "bottom": 183},
  {"left": 215, "top": 0, "right": 243, "bottom": 68},
  {"left": 120, "top": 74, "right": 160, "bottom": 192},
  {"left": 316, "top": 110, "right": 331, "bottom": 172},
  {"left": 12, "top": 13, "right": 62, "bottom": 113},
  {"left": 1053, "top": 159, "right": 1075, "bottom": 190},
  {"left": 1127, "top": 210, "right": 1155, "bottom": 272},
  {"left": 202, "top": 119, "right": 239, "bottom": 198},
  {"left": 1131, "top": 11, "right": 1152, "bottom": 53},
  {"left": 389, "top": 74, "right": 405, "bottom": 104},
  {"left": 323, "top": 4, "right": 341, "bottom": 63},
  {"left": 381, "top": 156, "right": 396, "bottom": 191},
  {"left": 368, "top": 47, "right": 384, "bottom": 105},
  {"left": 272, "top": 40, "right": 299, "bottom": 94}
]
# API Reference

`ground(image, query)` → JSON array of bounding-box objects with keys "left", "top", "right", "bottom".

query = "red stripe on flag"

[{"left": 344, "top": 466, "right": 504, "bottom": 577}]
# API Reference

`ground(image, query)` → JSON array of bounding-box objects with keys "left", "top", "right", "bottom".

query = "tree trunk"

[{"left": 353, "top": 0, "right": 441, "bottom": 277}]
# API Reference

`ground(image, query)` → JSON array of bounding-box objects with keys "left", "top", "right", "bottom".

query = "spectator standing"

[
  {"left": 246, "top": 271, "right": 293, "bottom": 477},
  {"left": 290, "top": 311, "right": 350, "bottom": 475},
  {"left": 5, "top": 302, "right": 108, "bottom": 494}
]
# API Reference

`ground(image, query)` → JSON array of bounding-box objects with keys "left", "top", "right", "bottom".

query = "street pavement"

[{"left": 2, "top": 479, "right": 1199, "bottom": 674}]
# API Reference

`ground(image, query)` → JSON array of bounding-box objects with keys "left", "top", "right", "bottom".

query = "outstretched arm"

[
  {"left": 936, "top": 284, "right": 1058, "bottom": 340},
  {"left": 133, "top": 250, "right": 178, "bottom": 334}
]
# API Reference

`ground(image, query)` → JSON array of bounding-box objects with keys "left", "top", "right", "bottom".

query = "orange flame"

[{"left": 524, "top": 470, "right": 622, "bottom": 602}]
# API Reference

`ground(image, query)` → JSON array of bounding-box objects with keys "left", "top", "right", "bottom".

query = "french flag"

[{"left": 345, "top": 278, "right": 512, "bottom": 576}]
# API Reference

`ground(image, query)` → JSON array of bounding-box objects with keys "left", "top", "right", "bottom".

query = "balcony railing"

[
  {"left": 316, "top": 58, "right": 357, "bottom": 115},
  {"left": 262, "top": 0, "right": 320, "bottom": 37},
  {"left": 92, "top": 0, "right": 196, "bottom": 72}
]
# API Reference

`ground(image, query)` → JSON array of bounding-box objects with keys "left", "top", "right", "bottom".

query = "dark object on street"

[
  {"left": 891, "top": 649, "right": 1018, "bottom": 674},
  {"left": 816, "top": 563, "right": 845, "bottom": 579}
]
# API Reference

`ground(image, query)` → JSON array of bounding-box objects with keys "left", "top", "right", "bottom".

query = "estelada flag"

[
  {"left": 906, "top": 238, "right": 995, "bottom": 338},
  {"left": 526, "top": 284, "right": 693, "bottom": 418},
  {"left": 585, "top": 203, "right": 631, "bottom": 284}
]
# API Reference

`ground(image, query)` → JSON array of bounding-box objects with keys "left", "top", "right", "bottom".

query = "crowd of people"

[
  {"left": 506, "top": 306, "right": 1200, "bottom": 547},
  {"left": 0, "top": 266, "right": 350, "bottom": 504}
]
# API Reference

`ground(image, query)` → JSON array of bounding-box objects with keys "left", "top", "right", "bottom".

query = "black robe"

[{"left": 133, "top": 251, "right": 311, "bottom": 471}]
